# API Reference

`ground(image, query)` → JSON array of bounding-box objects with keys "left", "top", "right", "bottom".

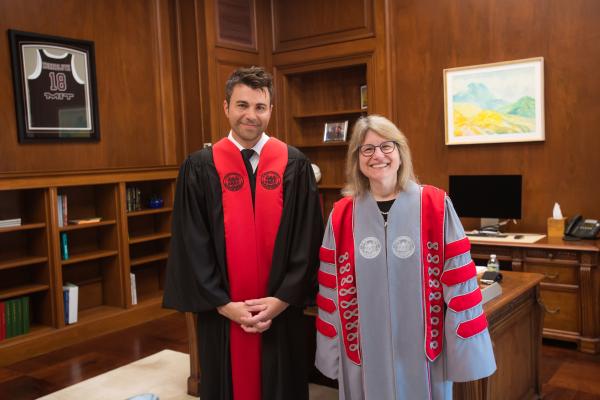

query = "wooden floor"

[{"left": 1, "top": 313, "right": 599, "bottom": 400}]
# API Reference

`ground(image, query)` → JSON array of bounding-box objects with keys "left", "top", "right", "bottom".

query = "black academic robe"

[{"left": 163, "top": 144, "right": 324, "bottom": 400}]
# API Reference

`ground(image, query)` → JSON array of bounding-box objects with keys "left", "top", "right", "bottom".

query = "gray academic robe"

[{"left": 315, "top": 181, "right": 496, "bottom": 400}]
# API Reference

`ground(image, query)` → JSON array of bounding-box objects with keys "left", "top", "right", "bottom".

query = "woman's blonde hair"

[{"left": 342, "top": 115, "right": 416, "bottom": 197}]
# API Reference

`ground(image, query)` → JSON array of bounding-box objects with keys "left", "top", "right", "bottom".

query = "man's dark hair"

[{"left": 225, "top": 66, "right": 274, "bottom": 105}]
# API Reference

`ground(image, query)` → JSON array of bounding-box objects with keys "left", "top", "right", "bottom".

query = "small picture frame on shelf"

[
  {"left": 360, "top": 84, "right": 368, "bottom": 110},
  {"left": 323, "top": 121, "right": 349, "bottom": 142}
]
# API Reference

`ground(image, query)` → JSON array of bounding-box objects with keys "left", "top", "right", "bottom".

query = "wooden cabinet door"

[{"left": 539, "top": 288, "right": 580, "bottom": 334}]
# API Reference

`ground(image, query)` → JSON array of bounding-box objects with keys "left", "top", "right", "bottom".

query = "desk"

[
  {"left": 470, "top": 237, "right": 600, "bottom": 354},
  {"left": 454, "top": 271, "right": 544, "bottom": 400}
]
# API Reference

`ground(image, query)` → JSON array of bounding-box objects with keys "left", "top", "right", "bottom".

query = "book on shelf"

[
  {"left": 57, "top": 194, "right": 69, "bottom": 227},
  {"left": 22, "top": 297, "right": 29, "bottom": 334},
  {"left": 57, "top": 195, "right": 64, "bottom": 227},
  {"left": 15, "top": 298, "right": 22, "bottom": 336},
  {"left": 1, "top": 297, "right": 30, "bottom": 339},
  {"left": 63, "top": 283, "right": 79, "bottom": 324},
  {"left": 0, "top": 218, "right": 22, "bottom": 228},
  {"left": 130, "top": 273, "right": 138, "bottom": 305},
  {"left": 126, "top": 187, "right": 142, "bottom": 212},
  {"left": 3, "top": 300, "right": 11, "bottom": 339},
  {"left": 7, "top": 298, "right": 17, "bottom": 338},
  {"left": 60, "top": 232, "right": 69, "bottom": 260},
  {"left": 68, "top": 217, "right": 102, "bottom": 225},
  {"left": 62, "top": 194, "right": 68, "bottom": 227},
  {"left": 63, "top": 288, "right": 69, "bottom": 325}
]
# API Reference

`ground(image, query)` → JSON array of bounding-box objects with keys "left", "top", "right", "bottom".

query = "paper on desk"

[{"left": 552, "top": 202, "right": 563, "bottom": 219}]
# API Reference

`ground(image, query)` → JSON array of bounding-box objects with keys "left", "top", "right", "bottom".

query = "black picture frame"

[{"left": 8, "top": 30, "right": 100, "bottom": 143}]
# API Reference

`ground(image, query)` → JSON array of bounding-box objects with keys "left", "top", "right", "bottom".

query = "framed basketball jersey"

[{"left": 8, "top": 30, "right": 100, "bottom": 142}]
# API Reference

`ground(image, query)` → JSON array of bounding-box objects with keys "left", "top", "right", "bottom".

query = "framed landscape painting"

[{"left": 444, "top": 57, "right": 544, "bottom": 145}]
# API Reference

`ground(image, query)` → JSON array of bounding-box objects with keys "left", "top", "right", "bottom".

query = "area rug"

[{"left": 38, "top": 349, "right": 338, "bottom": 400}]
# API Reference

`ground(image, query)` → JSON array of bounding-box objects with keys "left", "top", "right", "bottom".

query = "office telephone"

[{"left": 563, "top": 215, "right": 600, "bottom": 240}]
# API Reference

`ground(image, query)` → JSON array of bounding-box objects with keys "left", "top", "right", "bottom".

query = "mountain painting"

[{"left": 444, "top": 58, "right": 544, "bottom": 145}]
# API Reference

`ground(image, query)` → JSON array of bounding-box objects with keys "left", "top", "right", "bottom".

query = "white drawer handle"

[{"left": 544, "top": 273, "right": 559, "bottom": 280}]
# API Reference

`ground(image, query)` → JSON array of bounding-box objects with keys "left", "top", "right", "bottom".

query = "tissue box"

[{"left": 547, "top": 217, "right": 566, "bottom": 238}]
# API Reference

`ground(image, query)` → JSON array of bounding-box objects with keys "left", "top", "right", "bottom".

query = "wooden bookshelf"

[
  {"left": 0, "top": 284, "right": 50, "bottom": 300},
  {"left": 129, "top": 232, "right": 172, "bottom": 244},
  {"left": 127, "top": 207, "right": 173, "bottom": 217},
  {"left": 78, "top": 305, "right": 122, "bottom": 323},
  {"left": 130, "top": 252, "right": 169, "bottom": 267},
  {"left": 0, "top": 188, "right": 53, "bottom": 346},
  {"left": 122, "top": 178, "right": 175, "bottom": 309},
  {"left": 59, "top": 219, "right": 117, "bottom": 231},
  {"left": 277, "top": 60, "right": 369, "bottom": 216},
  {"left": 60, "top": 250, "right": 119, "bottom": 266},
  {"left": 293, "top": 108, "right": 364, "bottom": 119},
  {"left": 0, "top": 168, "right": 178, "bottom": 366},
  {"left": 0, "top": 222, "right": 46, "bottom": 234},
  {"left": 0, "top": 256, "right": 49, "bottom": 271}
]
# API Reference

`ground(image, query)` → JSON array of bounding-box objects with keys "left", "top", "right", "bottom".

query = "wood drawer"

[
  {"left": 524, "top": 262, "right": 578, "bottom": 285},
  {"left": 525, "top": 249, "right": 578, "bottom": 261},
  {"left": 540, "top": 289, "right": 579, "bottom": 333},
  {"left": 471, "top": 245, "right": 513, "bottom": 259}
]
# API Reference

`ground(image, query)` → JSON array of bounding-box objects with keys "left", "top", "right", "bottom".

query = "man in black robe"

[{"left": 163, "top": 66, "right": 323, "bottom": 400}]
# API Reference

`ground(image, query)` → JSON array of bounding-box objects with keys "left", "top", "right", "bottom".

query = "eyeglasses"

[{"left": 358, "top": 141, "right": 398, "bottom": 157}]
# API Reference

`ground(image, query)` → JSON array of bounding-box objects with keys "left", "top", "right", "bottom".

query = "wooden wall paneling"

[
  {"left": 0, "top": 0, "right": 181, "bottom": 174},
  {"left": 370, "top": 0, "right": 391, "bottom": 117},
  {"left": 153, "top": 0, "right": 181, "bottom": 166},
  {"left": 215, "top": 0, "right": 258, "bottom": 51},
  {"left": 174, "top": 0, "right": 211, "bottom": 155},
  {"left": 388, "top": 0, "right": 600, "bottom": 233},
  {"left": 272, "top": 37, "right": 376, "bottom": 68},
  {"left": 201, "top": 0, "right": 267, "bottom": 144},
  {"left": 271, "top": 0, "right": 374, "bottom": 52}
]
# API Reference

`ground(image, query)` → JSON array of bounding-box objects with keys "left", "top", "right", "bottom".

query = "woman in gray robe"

[{"left": 315, "top": 115, "right": 496, "bottom": 400}]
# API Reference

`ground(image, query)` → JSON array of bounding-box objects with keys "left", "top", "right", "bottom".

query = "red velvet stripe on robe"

[
  {"left": 456, "top": 313, "right": 489, "bottom": 338},
  {"left": 440, "top": 261, "right": 477, "bottom": 286},
  {"left": 212, "top": 137, "right": 287, "bottom": 400}
]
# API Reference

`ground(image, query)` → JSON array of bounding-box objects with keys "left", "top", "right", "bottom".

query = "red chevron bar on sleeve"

[
  {"left": 319, "top": 246, "right": 335, "bottom": 264},
  {"left": 445, "top": 237, "right": 471, "bottom": 260},
  {"left": 318, "top": 270, "right": 337, "bottom": 289},
  {"left": 448, "top": 287, "right": 483, "bottom": 312},
  {"left": 316, "top": 316, "right": 337, "bottom": 338},
  {"left": 456, "top": 313, "right": 489, "bottom": 338},
  {"left": 316, "top": 293, "right": 336, "bottom": 313},
  {"left": 440, "top": 261, "right": 477, "bottom": 286}
]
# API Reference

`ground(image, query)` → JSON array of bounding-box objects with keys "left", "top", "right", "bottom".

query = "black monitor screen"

[{"left": 449, "top": 175, "right": 522, "bottom": 219}]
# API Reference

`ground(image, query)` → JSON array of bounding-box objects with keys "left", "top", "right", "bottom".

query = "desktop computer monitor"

[{"left": 449, "top": 175, "right": 522, "bottom": 231}]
